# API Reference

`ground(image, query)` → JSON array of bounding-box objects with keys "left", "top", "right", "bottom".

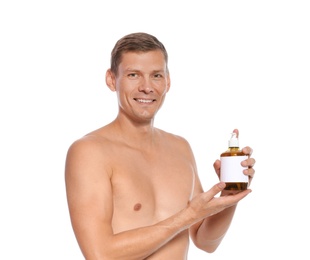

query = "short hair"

[{"left": 110, "top": 32, "right": 169, "bottom": 75}]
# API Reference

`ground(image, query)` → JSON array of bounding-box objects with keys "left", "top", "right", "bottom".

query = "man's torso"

[{"left": 91, "top": 126, "right": 197, "bottom": 258}]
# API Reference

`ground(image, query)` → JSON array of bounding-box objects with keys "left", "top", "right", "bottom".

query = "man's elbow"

[{"left": 192, "top": 236, "right": 223, "bottom": 254}]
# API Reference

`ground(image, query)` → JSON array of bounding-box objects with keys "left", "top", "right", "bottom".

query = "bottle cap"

[{"left": 228, "top": 133, "right": 239, "bottom": 147}]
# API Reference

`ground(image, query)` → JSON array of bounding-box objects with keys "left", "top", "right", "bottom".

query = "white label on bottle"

[{"left": 220, "top": 156, "right": 248, "bottom": 182}]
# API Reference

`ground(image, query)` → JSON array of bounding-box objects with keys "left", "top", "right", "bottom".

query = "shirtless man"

[{"left": 65, "top": 32, "right": 256, "bottom": 259}]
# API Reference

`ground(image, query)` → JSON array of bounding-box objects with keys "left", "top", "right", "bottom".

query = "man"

[{"left": 65, "top": 32, "right": 256, "bottom": 259}]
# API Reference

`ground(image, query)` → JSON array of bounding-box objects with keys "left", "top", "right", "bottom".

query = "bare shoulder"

[
  {"left": 158, "top": 129, "right": 193, "bottom": 152},
  {"left": 65, "top": 127, "right": 114, "bottom": 179},
  {"left": 158, "top": 128, "right": 187, "bottom": 142},
  {"left": 67, "top": 132, "right": 109, "bottom": 154},
  {"left": 67, "top": 126, "right": 115, "bottom": 156}
]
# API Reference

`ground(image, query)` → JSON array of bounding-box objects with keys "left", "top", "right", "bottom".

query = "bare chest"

[{"left": 110, "top": 148, "right": 195, "bottom": 233}]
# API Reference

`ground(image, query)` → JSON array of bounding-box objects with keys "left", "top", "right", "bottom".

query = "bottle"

[{"left": 220, "top": 133, "right": 248, "bottom": 191}]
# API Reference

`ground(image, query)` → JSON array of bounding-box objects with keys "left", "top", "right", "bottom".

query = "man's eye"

[
  {"left": 128, "top": 73, "right": 137, "bottom": 78},
  {"left": 154, "top": 74, "right": 162, "bottom": 78}
]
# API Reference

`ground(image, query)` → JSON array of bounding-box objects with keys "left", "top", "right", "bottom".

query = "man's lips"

[{"left": 134, "top": 98, "right": 156, "bottom": 103}]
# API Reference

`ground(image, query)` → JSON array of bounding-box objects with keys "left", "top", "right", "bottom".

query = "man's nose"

[{"left": 138, "top": 78, "right": 154, "bottom": 93}]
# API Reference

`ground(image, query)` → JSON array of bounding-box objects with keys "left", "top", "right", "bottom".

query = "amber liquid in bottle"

[{"left": 220, "top": 147, "right": 248, "bottom": 191}]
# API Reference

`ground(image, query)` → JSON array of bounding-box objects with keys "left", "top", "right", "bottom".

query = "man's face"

[{"left": 114, "top": 50, "right": 170, "bottom": 123}]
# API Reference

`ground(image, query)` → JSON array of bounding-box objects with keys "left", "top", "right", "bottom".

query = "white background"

[{"left": 1, "top": 0, "right": 309, "bottom": 259}]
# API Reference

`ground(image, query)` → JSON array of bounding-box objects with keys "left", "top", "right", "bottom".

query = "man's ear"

[
  {"left": 166, "top": 74, "right": 171, "bottom": 93},
  {"left": 105, "top": 69, "right": 116, "bottom": 91}
]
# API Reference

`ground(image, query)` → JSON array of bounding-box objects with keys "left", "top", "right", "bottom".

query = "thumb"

[
  {"left": 205, "top": 182, "right": 226, "bottom": 199},
  {"left": 233, "top": 128, "right": 239, "bottom": 138}
]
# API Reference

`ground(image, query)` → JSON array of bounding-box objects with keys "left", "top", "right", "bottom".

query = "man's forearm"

[
  {"left": 81, "top": 207, "right": 194, "bottom": 260},
  {"left": 190, "top": 204, "right": 238, "bottom": 253}
]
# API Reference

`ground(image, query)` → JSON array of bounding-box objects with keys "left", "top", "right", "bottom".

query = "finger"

[
  {"left": 233, "top": 129, "right": 239, "bottom": 138},
  {"left": 249, "top": 158, "right": 256, "bottom": 167},
  {"left": 243, "top": 165, "right": 255, "bottom": 187},
  {"left": 244, "top": 166, "right": 255, "bottom": 178},
  {"left": 242, "top": 146, "right": 253, "bottom": 156},
  {"left": 241, "top": 157, "right": 255, "bottom": 167},
  {"left": 228, "top": 189, "right": 252, "bottom": 201},
  {"left": 213, "top": 159, "right": 221, "bottom": 176},
  {"left": 205, "top": 182, "right": 226, "bottom": 200}
]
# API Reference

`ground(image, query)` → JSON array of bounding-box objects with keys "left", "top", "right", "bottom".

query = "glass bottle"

[{"left": 220, "top": 133, "right": 248, "bottom": 190}]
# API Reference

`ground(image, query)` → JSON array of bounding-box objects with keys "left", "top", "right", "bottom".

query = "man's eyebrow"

[
  {"left": 124, "top": 68, "right": 146, "bottom": 73},
  {"left": 125, "top": 68, "right": 139, "bottom": 71},
  {"left": 124, "top": 68, "right": 165, "bottom": 73}
]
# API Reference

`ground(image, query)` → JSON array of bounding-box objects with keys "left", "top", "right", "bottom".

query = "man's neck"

[{"left": 110, "top": 115, "right": 158, "bottom": 150}]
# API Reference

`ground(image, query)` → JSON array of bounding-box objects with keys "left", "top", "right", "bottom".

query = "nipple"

[{"left": 133, "top": 203, "right": 142, "bottom": 211}]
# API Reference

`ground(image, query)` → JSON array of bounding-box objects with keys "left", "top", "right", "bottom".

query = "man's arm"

[
  {"left": 189, "top": 142, "right": 255, "bottom": 253},
  {"left": 189, "top": 192, "right": 246, "bottom": 253},
  {"left": 65, "top": 137, "right": 194, "bottom": 260}
]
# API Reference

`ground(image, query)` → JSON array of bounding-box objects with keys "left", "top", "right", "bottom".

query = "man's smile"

[{"left": 134, "top": 98, "right": 155, "bottom": 103}]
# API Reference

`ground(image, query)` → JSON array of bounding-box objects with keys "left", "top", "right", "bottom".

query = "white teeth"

[{"left": 136, "top": 99, "right": 153, "bottom": 103}]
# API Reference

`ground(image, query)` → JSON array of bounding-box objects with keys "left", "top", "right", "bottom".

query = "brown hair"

[{"left": 110, "top": 32, "right": 169, "bottom": 75}]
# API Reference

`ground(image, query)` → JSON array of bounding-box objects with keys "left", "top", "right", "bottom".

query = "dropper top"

[{"left": 228, "top": 133, "right": 239, "bottom": 147}]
